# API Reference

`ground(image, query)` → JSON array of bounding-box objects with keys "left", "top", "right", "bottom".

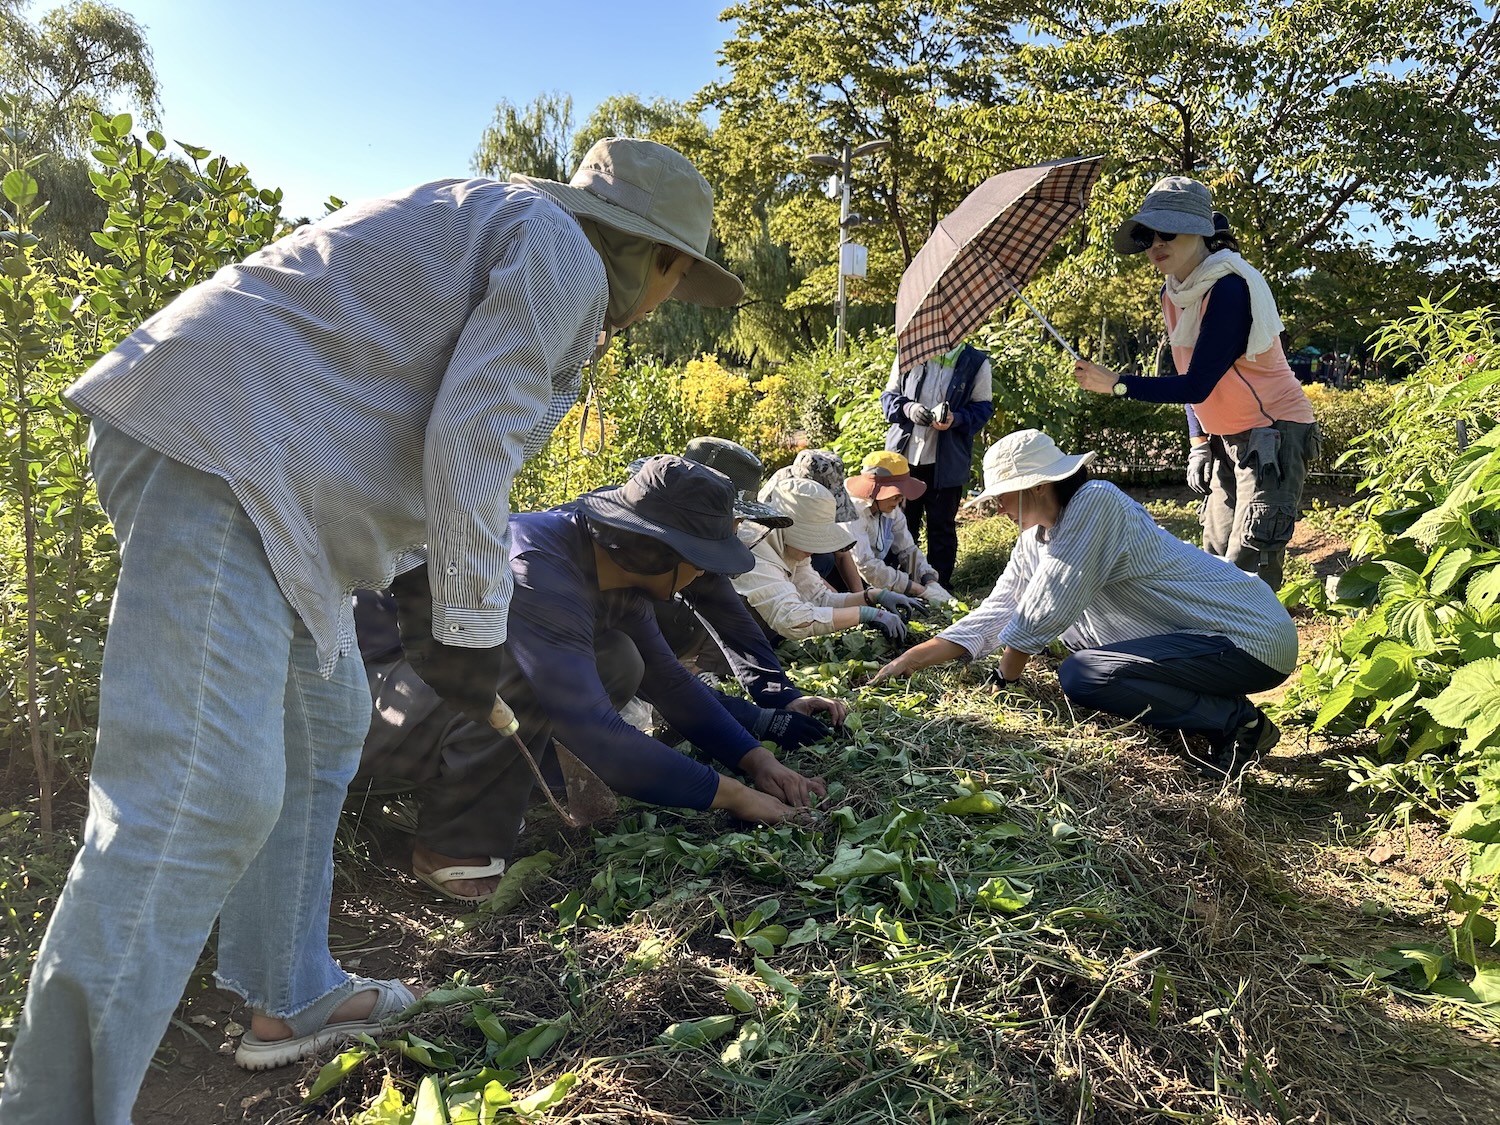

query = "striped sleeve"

[{"left": 425, "top": 216, "right": 605, "bottom": 647}]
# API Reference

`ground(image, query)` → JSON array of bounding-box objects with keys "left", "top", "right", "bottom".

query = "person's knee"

[{"left": 1057, "top": 653, "right": 1114, "bottom": 710}]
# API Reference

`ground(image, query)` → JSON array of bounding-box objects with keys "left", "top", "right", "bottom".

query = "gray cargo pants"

[{"left": 1201, "top": 419, "right": 1320, "bottom": 589}]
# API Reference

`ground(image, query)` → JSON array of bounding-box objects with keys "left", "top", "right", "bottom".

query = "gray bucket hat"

[
  {"left": 681, "top": 437, "right": 793, "bottom": 529},
  {"left": 512, "top": 137, "right": 743, "bottom": 307},
  {"left": 1112, "top": 176, "right": 1216, "bottom": 254},
  {"left": 579, "top": 455, "right": 755, "bottom": 575}
]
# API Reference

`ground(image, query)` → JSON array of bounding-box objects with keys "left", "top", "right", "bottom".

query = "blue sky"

[{"left": 100, "top": 1, "right": 735, "bottom": 217}]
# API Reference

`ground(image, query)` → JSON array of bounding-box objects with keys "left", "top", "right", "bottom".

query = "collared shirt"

[
  {"left": 731, "top": 527, "right": 846, "bottom": 640},
  {"left": 67, "top": 179, "right": 606, "bottom": 673},
  {"left": 939, "top": 481, "right": 1298, "bottom": 673},
  {"left": 499, "top": 505, "right": 759, "bottom": 809},
  {"left": 840, "top": 498, "right": 934, "bottom": 591}
]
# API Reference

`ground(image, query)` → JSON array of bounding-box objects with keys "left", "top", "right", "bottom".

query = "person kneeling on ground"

[
  {"left": 373, "top": 456, "right": 826, "bottom": 900},
  {"left": 872, "top": 429, "right": 1297, "bottom": 778},
  {"left": 762, "top": 447, "right": 865, "bottom": 593},
  {"left": 656, "top": 437, "right": 850, "bottom": 741},
  {"left": 842, "top": 451, "right": 952, "bottom": 607},
  {"left": 733, "top": 476, "right": 909, "bottom": 647}
]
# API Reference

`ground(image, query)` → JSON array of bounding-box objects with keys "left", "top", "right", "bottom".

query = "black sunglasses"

[{"left": 1130, "top": 224, "right": 1179, "bottom": 251}]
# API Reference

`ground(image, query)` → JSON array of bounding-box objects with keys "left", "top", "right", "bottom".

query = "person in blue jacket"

[
  {"left": 361, "top": 456, "right": 827, "bottom": 901},
  {"left": 881, "top": 342, "right": 994, "bottom": 586}
]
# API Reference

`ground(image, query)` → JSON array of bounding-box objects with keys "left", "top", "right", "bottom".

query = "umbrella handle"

[{"left": 1000, "top": 272, "right": 1080, "bottom": 362}]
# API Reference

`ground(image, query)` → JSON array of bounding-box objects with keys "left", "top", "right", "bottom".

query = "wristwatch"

[{"left": 1111, "top": 380, "right": 1129, "bottom": 396}]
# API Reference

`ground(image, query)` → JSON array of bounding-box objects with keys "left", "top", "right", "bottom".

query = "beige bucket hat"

[
  {"left": 512, "top": 137, "right": 743, "bottom": 307},
  {"left": 764, "top": 477, "right": 855, "bottom": 555},
  {"left": 979, "top": 430, "right": 1096, "bottom": 498}
]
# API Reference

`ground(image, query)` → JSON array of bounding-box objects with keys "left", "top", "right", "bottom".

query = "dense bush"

[{"left": 1283, "top": 299, "right": 1500, "bottom": 884}]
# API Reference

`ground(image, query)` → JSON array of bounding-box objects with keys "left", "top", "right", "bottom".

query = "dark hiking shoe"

[{"left": 1196, "top": 709, "right": 1280, "bottom": 779}]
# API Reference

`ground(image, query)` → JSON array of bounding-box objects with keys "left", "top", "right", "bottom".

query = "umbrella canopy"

[{"left": 895, "top": 155, "right": 1104, "bottom": 371}]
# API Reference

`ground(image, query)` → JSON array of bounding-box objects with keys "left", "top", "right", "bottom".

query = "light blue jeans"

[{"left": 0, "top": 424, "right": 370, "bottom": 1125}]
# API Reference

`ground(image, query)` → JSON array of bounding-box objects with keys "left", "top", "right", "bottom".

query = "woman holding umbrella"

[{"left": 1072, "top": 176, "right": 1317, "bottom": 589}]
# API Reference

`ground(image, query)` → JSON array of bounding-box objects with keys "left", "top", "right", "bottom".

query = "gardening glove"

[
  {"left": 751, "top": 707, "right": 829, "bottom": 751},
  {"left": 922, "top": 582, "right": 953, "bottom": 606},
  {"left": 861, "top": 606, "right": 909, "bottom": 644},
  {"left": 1186, "top": 444, "right": 1213, "bottom": 495},
  {"left": 871, "top": 589, "right": 923, "bottom": 617},
  {"left": 904, "top": 401, "right": 935, "bottom": 426}
]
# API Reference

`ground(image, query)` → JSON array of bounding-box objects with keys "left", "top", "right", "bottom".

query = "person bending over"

[{"left": 874, "top": 429, "right": 1297, "bottom": 778}]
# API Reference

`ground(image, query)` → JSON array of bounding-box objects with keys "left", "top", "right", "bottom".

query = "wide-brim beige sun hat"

[
  {"left": 764, "top": 477, "right": 856, "bottom": 555},
  {"left": 512, "top": 137, "right": 743, "bottom": 307},
  {"left": 978, "top": 429, "right": 1097, "bottom": 498}
]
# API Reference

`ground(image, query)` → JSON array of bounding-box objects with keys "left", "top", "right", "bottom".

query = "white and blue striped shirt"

[
  {"left": 940, "top": 481, "right": 1298, "bottom": 673},
  {"left": 68, "top": 179, "right": 607, "bottom": 673}
]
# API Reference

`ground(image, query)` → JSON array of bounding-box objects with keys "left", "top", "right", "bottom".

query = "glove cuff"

[
  {"left": 749, "top": 707, "right": 777, "bottom": 738},
  {"left": 858, "top": 605, "right": 879, "bottom": 624}
]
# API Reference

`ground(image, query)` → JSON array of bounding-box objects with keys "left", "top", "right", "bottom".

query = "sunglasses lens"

[{"left": 1131, "top": 224, "right": 1179, "bottom": 250}]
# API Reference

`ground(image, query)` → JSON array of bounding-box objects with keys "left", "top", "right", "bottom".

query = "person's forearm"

[
  {"left": 893, "top": 636, "right": 966, "bottom": 675},
  {"left": 996, "top": 645, "right": 1032, "bottom": 683},
  {"left": 834, "top": 549, "right": 863, "bottom": 593},
  {"left": 830, "top": 605, "right": 864, "bottom": 629}
]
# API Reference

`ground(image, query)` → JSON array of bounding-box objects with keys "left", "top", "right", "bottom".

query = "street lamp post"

[{"left": 809, "top": 138, "right": 891, "bottom": 353}]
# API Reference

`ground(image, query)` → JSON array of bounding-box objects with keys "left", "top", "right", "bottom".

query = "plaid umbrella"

[{"left": 895, "top": 155, "right": 1104, "bottom": 371}]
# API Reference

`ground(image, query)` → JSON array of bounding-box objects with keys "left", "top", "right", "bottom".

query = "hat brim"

[
  {"left": 512, "top": 177, "right": 744, "bottom": 307},
  {"left": 978, "top": 451, "right": 1097, "bottom": 498},
  {"left": 577, "top": 489, "right": 756, "bottom": 576},
  {"left": 734, "top": 496, "right": 793, "bottom": 529},
  {"left": 781, "top": 521, "right": 855, "bottom": 555},
  {"left": 1112, "top": 207, "right": 1217, "bottom": 254},
  {"left": 846, "top": 474, "right": 927, "bottom": 502}
]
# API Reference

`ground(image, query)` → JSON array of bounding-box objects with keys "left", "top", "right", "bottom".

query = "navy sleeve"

[
  {"left": 504, "top": 533, "right": 723, "bottom": 810},
  {"left": 625, "top": 610, "right": 761, "bottom": 771},
  {"left": 1120, "top": 274, "right": 1252, "bottom": 404},
  {"left": 679, "top": 573, "right": 802, "bottom": 708}
]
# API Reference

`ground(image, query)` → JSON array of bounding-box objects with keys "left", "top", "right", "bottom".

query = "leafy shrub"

[{"left": 1283, "top": 298, "right": 1500, "bottom": 882}]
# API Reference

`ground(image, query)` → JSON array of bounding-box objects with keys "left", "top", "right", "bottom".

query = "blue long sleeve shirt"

[
  {"left": 503, "top": 505, "right": 760, "bottom": 809},
  {"left": 677, "top": 572, "right": 802, "bottom": 709}
]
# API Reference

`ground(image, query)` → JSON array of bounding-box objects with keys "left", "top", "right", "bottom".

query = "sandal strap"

[{"left": 282, "top": 975, "right": 413, "bottom": 1038}]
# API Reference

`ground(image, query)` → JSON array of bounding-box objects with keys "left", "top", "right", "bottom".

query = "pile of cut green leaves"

[{"left": 311, "top": 613, "right": 1498, "bottom": 1124}]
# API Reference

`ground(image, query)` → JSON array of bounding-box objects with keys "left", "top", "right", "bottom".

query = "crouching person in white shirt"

[{"left": 873, "top": 429, "right": 1298, "bottom": 779}]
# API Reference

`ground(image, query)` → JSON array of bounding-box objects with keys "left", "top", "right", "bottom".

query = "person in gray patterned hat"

[{"left": 761, "top": 448, "right": 865, "bottom": 592}]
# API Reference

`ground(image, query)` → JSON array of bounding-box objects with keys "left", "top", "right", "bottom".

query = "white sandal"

[
  {"left": 234, "top": 976, "right": 415, "bottom": 1070},
  {"left": 413, "top": 856, "right": 507, "bottom": 902}
]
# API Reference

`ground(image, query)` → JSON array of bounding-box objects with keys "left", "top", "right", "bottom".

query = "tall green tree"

[
  {"left": 0, "top": 0, "right": 158, "bottom": 253},
  {"left": 699, "top": 0, "right": 1019, "bottom": 322},
  {"left": 471, "top": 90, "right": 574, "bottom": 181},
  {"left": 976, "top": 0, "right": 1500, "bottom": 350}
]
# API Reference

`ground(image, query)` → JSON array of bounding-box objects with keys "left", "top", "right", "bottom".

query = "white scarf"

[{"left": 1164, "top": 249, "right": 1284, "bottom": 360}]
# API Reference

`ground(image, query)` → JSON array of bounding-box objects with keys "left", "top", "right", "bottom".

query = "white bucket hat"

[
  {"left": 512, "top": 137, "right": 743, "bottom": 307},
  {"left": 979, "top": 430, "right": 1096, "bottom": 498},
  {"left": 764, "top": 477, "right": 855, "bottom": 555}
]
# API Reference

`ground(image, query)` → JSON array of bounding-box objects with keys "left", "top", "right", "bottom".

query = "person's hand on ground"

[
  {"left": 922, "top": 582, "right": 954, "bottom": 605},
  {"left": 712, "top": 774, "right": 813, "bottom": 824},
  {"left": 871, "top": 588, "right": 923, "bottom": 617},
  {"left": 739, "top": 746, "right": 827, "bottom": 808},
  {"left": 753, "top": 707, "right": 829, "bottom": 750},
  {"left": 870, "top": 651, "right": 919, "bottom": 685},
  {"left": 788, "top": 694, "right": 849, "bottom": 727},
  {"left": 866, "top": 606, "right": 908, "bottom": 643}
]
